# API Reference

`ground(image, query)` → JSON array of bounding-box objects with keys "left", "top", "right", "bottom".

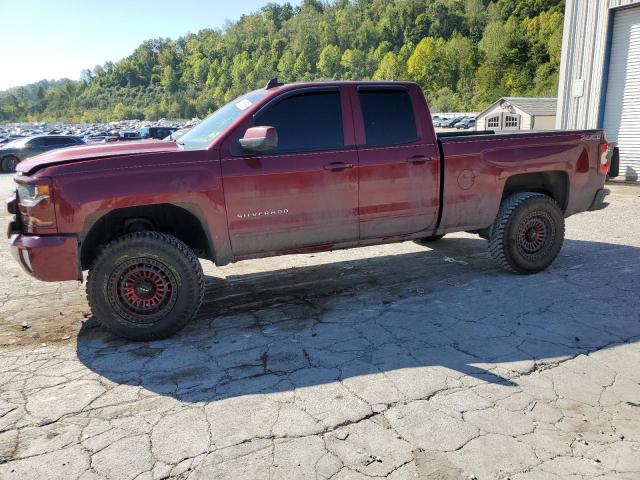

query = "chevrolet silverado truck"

[{"left": 7, "top": 80, "right": 612, "bottom": 340}]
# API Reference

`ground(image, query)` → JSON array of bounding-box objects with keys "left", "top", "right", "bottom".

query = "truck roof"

[{"left": 263, "top": 79, "right": 419, "bottom": 93}]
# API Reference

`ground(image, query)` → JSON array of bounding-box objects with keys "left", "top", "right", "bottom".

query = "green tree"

[
  {"left": 317, "top": 44, "right": 342, "bottom": 79},
  {"left": 407, "top": 37, "right": 447, "bottom": 93},
  {"left": 160, "top": 65, "right": 179, "bottom": 93},
  {"left": 0, "top": 0, "right": 567, "bottom": 122},
  {"left": 277, "top": 49, "right": 296, "bottom": 82},
  {"left": 293, "top": 52, "right": 312, "bottom": 80},
  {"left": 429, "top": 87, "right": 463, "bottom": 112},
  {"left": 373, "top": 51, "right": 403, "bottom": 80},
  {"left": 340, "top": 48, "right": 367, "bottom": 79}
]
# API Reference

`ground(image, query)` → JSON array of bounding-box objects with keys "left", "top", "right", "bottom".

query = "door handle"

[
  {"left": 406, "top": 155, "right": 433, "bottom": 164},
  {"left": 324, "top": 162, "right": 354, "bottom": 171}
]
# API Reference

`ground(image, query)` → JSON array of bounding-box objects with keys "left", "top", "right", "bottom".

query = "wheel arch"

[
  {"left": 502, "top": 171, "right": 569, "bottom": 213},
  {"left": 80, "top": 202, "right": 215, "bottom": 270}
]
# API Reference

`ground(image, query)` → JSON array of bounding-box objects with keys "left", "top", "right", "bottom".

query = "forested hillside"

[{"left": 0, "top": 0, "right": 564, "bottom": 122}]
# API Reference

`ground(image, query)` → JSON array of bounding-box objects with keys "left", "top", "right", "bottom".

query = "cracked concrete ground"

[{"left": 1, "top": 172, "right": 639, "bottom": 480}]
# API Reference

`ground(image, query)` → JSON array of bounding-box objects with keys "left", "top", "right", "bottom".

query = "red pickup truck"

[{"left": 7, "top": 80, "right": 612, "bottom": 340}]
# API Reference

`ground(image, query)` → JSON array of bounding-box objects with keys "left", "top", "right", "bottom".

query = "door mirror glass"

[{"left": 239, "top": 126, "right": 278, "bottom": 153}]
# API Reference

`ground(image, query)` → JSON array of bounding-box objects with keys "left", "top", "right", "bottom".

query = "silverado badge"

[{"left": 237, "top": 209, "right": 289, "bottom": 219}]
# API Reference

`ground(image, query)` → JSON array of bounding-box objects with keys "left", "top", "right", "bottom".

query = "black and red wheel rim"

[
  {"left": 516, "top": 211, "right": 556, "bottom": 261},
  {"left": 108, "top": 258, "right": 178, "bottom": 324}
]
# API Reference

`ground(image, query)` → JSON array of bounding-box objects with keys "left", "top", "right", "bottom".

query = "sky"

[{"left": 0, "top": 0, "right": 301, "bottom": 91}]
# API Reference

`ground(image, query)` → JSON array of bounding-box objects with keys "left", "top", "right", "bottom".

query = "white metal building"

[
  {"left": 557, "top": 0, "right": 640, "bottom": 181},
  {"left": 476, "top": 97, "right": 557, "bottom": 132}
]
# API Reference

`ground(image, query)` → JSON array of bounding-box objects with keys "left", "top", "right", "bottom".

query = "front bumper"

[
  {"left": 588, "top": 188, "right": 610, "bottom": 211},
  {"left": 10, "top": 234, "right": 81, "bottom": 281}
]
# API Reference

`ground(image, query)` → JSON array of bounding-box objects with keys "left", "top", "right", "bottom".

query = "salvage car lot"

[{"left": 1, "top": 172, "right": 639, "bottom": 479}]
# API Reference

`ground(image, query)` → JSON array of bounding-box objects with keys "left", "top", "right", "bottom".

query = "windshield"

[
  {"left": 164, "top": 128, "right": 190, "bottom": 141},
  {"left": 178, "top": 90, "right": 268, "bottom": 150}
]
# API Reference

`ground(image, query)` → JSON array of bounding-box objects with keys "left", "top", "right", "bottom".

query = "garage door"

[{"left": 603, "top": 7, "right": 640, "bottom": 181}]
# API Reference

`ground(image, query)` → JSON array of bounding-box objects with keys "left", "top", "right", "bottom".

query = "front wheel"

[
  {"left": 1, "top": 155, "right": 19, "bottom": 173},
  {"left": 488, "top": 192, "right": 564, "bottom": 274},
  {"left": 87, "top": 231, "right": 204, "bottom": 340}
]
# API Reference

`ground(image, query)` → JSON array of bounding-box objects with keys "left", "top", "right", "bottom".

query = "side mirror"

[{"left": 239, "top": 126, "right": 278, "bottom": 153}]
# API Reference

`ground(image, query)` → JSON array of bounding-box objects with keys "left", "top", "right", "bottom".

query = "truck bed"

[{"left": 435, "top": 129, "right": 605, "bottom": 233}]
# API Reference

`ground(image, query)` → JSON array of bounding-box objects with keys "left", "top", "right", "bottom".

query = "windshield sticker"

[{"left": 235, "top": 99, "right": 253, "bottom": 110}]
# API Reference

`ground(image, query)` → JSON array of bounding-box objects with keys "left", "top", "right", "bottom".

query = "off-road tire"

[
  {"left": 1, "top": 155, "right": 19, "bottom": 173},
  {"left": 489, "top": 192, "right": 564, "bottom": 274},
  {"left": 87, "top": 231, "right": 204, "bottom": 340}
]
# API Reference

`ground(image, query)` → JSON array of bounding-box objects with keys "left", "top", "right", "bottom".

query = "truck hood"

[{"left": 17, "top": 140, "right": 181, "bottom": 175}]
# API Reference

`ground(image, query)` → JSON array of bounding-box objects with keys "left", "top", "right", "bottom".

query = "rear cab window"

[{"left": 358, "top": 88, "right": 418, "bottom": 147}]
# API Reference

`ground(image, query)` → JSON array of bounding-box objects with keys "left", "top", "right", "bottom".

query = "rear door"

[
  {"left": 43, "top": 137, "right": 64, "bottom": 151},
  {"left": 353, "top": 86, "right": 440, "bottom": 239},
  {"left": 221, "top": 86, "right": 359, "bottom": 256}
]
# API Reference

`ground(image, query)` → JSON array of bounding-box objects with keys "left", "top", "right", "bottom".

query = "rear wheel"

[
  {"left": 87, "top": 231, "right": 204, "bottom": 340},
  {"left": 1, "top": 155, "right": 19, "bottom": 173},
  {"left": 489, "top": 192, "right": 564, "bottom": 274}
]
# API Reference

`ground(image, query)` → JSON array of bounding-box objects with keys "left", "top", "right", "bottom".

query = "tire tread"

[
  {"left": 488, "top": 192, "right": 564, "bottom": 274},
  {"left": 87, "top": 231, "right": 204, "bottom": 340}
]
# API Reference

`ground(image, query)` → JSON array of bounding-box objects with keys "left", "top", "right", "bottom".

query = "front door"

[
  {"left": 221, "top": 87, "right": 359, "bottom": 257},
  {"left": 23, "top": 137, "right": 48, "bottom": 157},
  {"left": 353, "top": 86, "right": 440, "bottom": 239}
]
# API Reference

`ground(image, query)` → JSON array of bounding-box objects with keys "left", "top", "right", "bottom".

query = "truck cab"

[{"left": 189, "top": 82, "right": 441, "bottom": 256}]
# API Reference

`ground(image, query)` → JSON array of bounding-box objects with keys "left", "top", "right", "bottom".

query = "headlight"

[
  {"left": 16, "top": 179, "right": 56, "bottom": 231},
  {"left": 17, "top": 183, "right": 50, "bottom": 207}
]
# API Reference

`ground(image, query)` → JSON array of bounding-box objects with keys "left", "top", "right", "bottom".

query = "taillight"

[
  {"left": 599, "top": 142, "right": 610, "bottom": 176},
  {"left": 16, "top": 178, "right": 57, "bottom": 233}
]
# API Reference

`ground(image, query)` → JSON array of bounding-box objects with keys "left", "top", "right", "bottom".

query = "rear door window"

[
  {"left": 358, "top": 89, "right": 418, "bottom": 147},
  {"left": 254, "top": 90, "right": 343, "bottom": 154},
  {"left": 44, "top": 137, "right": 69, "bottom": 146}
]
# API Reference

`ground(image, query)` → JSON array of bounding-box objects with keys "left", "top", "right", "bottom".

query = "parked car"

[
  {"left": 139, "top": 126, "right": 177, "bottom": 140},
  {"left": 0, "top": 135, "right": 84, "bottom": 172},
  {"left": 7, "top": 80, "right": 613, "bottom": 340},
  {"left": 164, "top": 126, "right": 192, "bottom": 141},
  {"left": 440, "top": 116, "right": 464, "bottom": 128},
  {"left": 433, "top": 117, "right": 449, "bottom": 127},
  {"left": 455, "top": 118, "right": 476, "bottom": 129},
  {"left": 119, "top": 131, "right": 140, "bottom": 141}
]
